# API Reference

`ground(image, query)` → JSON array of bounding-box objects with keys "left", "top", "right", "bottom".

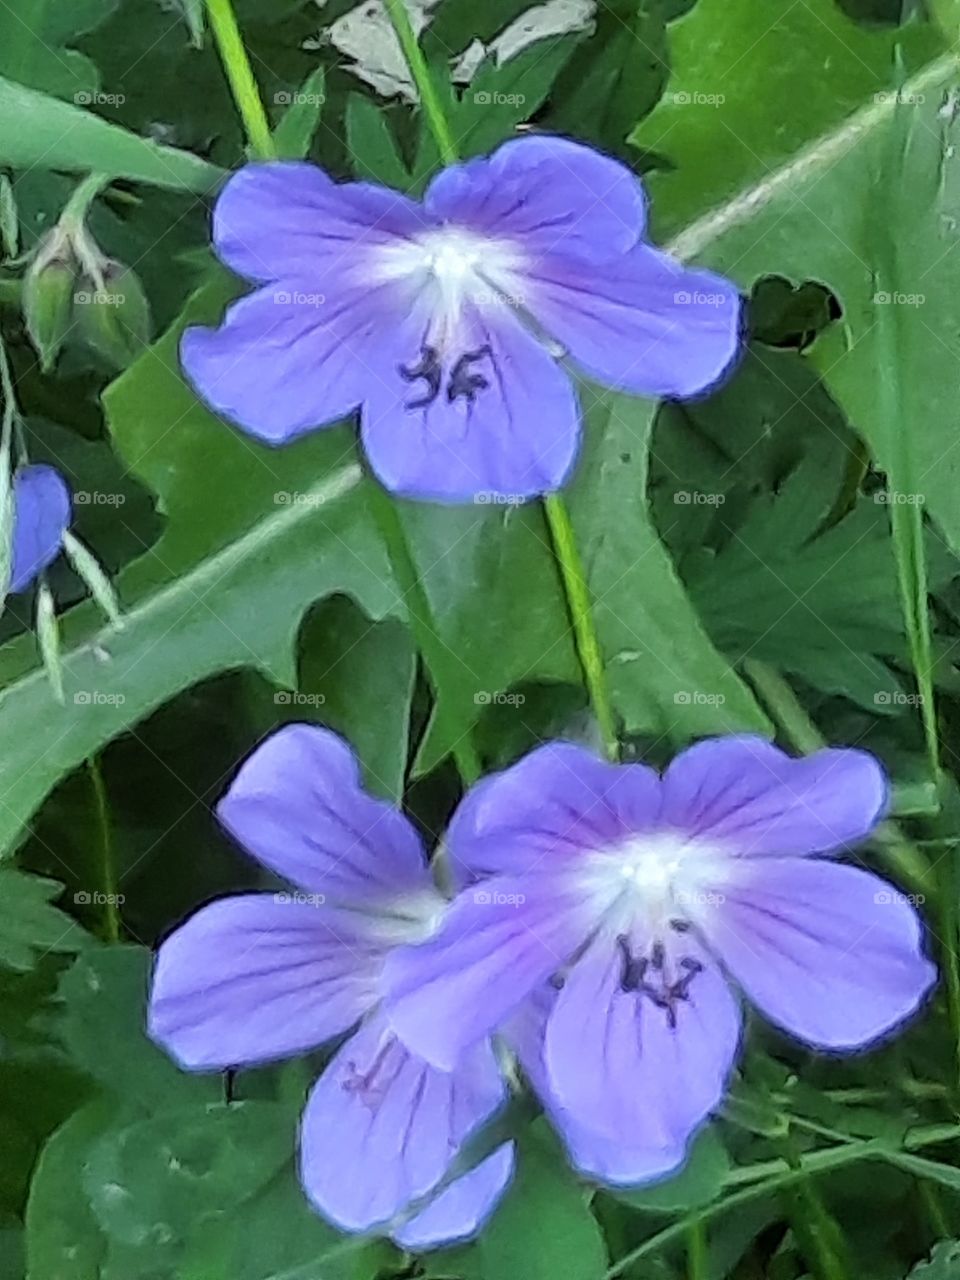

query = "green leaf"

[
  {"left": 24, "top": 1099, "right": 114, "bottom": 1280},
  {"left": 295, "top": 599, "right": 416, "bottom": 803},
  {"left": 0, "top": 869, "right": 86, "bottom": 970},
  {"left": 550, "top": 0, "right": 668, "bottom": 154},
  {"left": 345, "top": 94, "right": 411, "bottom": 188},
  {"left": 82, "top": 1102, "right": 295, "bottom": 1250},
  {"left": 569, "top": 392, "right": 770, "bottom": 739},
  {"left": 688, "top": 451, "right": 948, "bottom": 712},
  {"left": 675, "top": 55, "right": 960, "bottom": 557},
  {"left": 272, "top": 66, "right": 326, "bottom": 159},
  {"left": 613, "top": 1126, "right": 731, "bottom": 1211},
  {"left": 429, "top": 1127, "right": 607, "bottom": 1280},
  {"left": 0, "top": 76, "right": 224, "bottom": 192},
  {"left": 630, "top": 0, "right": 944, "bottom": 238},
  {"left": 0, "top": 276, "right": 398, "bottom": 856},
  {"left": 55, "top": 946, "right": 220, "bottom": 1106},
  {"left": 0, "top": 0, "right": 119, "bottom": 98},
  {"left": 452, "top": 36, "right": 581, "bottom": 157}
]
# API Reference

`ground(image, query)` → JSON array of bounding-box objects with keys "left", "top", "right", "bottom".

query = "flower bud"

[
  {"left": 22, "top": 243, "right": 77, "bottom": 373},
  {"left": 74, "top": 261, "right": 152, "bottom": 370}
]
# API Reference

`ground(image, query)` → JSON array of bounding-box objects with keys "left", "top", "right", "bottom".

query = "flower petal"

[
  {"left": 10, "top": 464, "right": 71, "bottom": 593},
  {"left": 392, "top": 1143, "right": 515, "bottom": 1250},
  {"left": 180, "top": 274, "right": 407, "bottom": 444},
  {"left": 360, "top": 299, "right": 580, "bottom": 502},
  {"left": 299, "top": 1015, "right": 506, "bottom": 1233},
  {"left": 424, "top": 135, "right": 645, "bottom": 263},
  {"left": 147, "top": 894, "right": 379, "bottom": 1069},
  {"left": 524, "top": 243, "right": 741, "bottom": 399},
  {"left": 544, "top": 932, "right": 740, "bottom": 1158},
  {"left": 506, "top": 989, "right": 687, "bottom": 1185},
  {"left": 695, "top": 858, "right": 936, "bottom": 1049},
  {"left": 660, "top": 736, "right": 888, "bottom": 855},
  {"left": 445, "top": 742, "right": 661, "bottom": 886},
  {"left": 212, "top": 161, "right": 428, "bottom": 284},
  {"left": 216, "top": 724, "right": 431, "bottom": 906},
  {"left": 383, "top": 874, "right": 588, "bottom": 1070}
]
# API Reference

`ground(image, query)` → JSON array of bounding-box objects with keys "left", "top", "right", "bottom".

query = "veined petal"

[
  {"left": 147, "top": 894, "right": 379, "bottom": 1070},
  {"left": 180, "top": 273, "right": 412, "bottom": 444},
  {"left": 216, "top": 725, "right": 432, "bottom": 908},
  {"left": 299, "top": 1015, "right": 506, "bottom": 1234},
  {"left": 360, "top": 298, "right": 580, "bottom": 502},
  {"left": 392, "top": 1143, "right": 515, "bottom": 1250},
  {"left": 544, "top": 931, "right": 740, "bottom": 1152},
  {"left": 696, "top": 858, "right": 936, "bottom": 1050},
  {"left": 661, "top": 736, "right": 888, "bottom": 855},
  {"left": 10, "top": 464, "right": 71, "bottom": 593},
  {"left": 424, "top": 135, "right": 645, "bottom": 263},
  {"left": 445, "top": 742, "right": 661, "bottom": 886},
  {"left": 212, "top": 161, "right": 428, "bottom": 284},
  {"left": 524, "top": 243, "right": 741, "bottom": 399},
  {"left": 383, "top": 874, "right": 590, "bottom": 1070},
  {"left": 506, "top": 989, "right": 687, "bottom": 1186}
]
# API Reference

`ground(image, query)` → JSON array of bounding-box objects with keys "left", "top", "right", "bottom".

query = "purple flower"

[
  {"left": 147, "top": 725, "right": 513, "bottom": 1246},
  {"left": 383, "top": 736, "right": 936, "bottom": 1182},
  {"left": 182, "top": 136, "right": 740, "bottom": 503},
  {"left": 9, "top": 464, "right": 71, "bottom": 593}
]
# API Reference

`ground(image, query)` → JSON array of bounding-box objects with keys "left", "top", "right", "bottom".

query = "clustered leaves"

[{"left": 2, "top": 0, "right": 960, "bottom": 1278}]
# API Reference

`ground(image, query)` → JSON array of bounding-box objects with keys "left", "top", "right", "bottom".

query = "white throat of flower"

[
  {"left": 370, "top": 226, "right": 526, "bottom": 344},
  {"left": 582, "top": 830, "right": 730, "bottom": 936}
]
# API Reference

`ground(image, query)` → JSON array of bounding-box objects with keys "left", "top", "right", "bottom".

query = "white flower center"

[
  {"left": 369, "top": 226, "right": 525, "bottom": 338},
  {"left": 581, "top": 830, "right": 728, "bottom": 933}
]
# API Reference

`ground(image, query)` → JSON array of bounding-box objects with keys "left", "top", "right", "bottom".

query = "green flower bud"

[
  {"left": 22, "top": 242, "right": 77, "bottom": 374},
  {"left": 74, "top": 261, "right": 152, "bottom": 371}
]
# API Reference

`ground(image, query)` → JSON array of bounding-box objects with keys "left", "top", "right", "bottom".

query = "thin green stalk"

[
  {"left": 778, "top": 1128, "right": 851, "bottom": 1280},
  {"left": 87, "top": 757, "right": 120, "bottom": 943},
  {"left": 542, "top": 494, "right": 619, "bottom": 758},
  {"left": 203, "top": 0, "right": 484, "bottom": 783},
  {"left": 686, "top": 1220, "right": 708, "bottom": 1280},
  {"left": 381, "top": 0, "right": 619, "bottom": 761},
  {"left": 204, "top": 0, "right": 276, "bottom": 159},
  {"left": 604, "top": 1124, "right": 960, "bottom": 1278}
]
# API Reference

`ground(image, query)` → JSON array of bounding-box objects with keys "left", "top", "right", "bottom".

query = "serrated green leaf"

[
  {"left": 0, "top": 869, "right": 86, "bottom": 970},
  {"left": 345, "top": 94, "right": 411, "bottom": 188},
  {"left": 0, "top": 0, "right": 119, "bottom": 99},
  {"left": 630, "top": 0, "right": 944, "bottom": 239}
]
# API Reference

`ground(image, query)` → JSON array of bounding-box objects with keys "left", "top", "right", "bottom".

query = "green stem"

[
  {"left": 87, "top": 757, "right": 120, "bottom": 943},
  {"left": 542, "top": 494, "right": 619, "bottom": 758},
  {"left": 382, "top": 0, "right": 458, "bottom": 165},
  {"left": 203, "top": 0, "right": 486, "bottom": 784},
  {"left": 605, "top": 1125, "right": 960, "bottom": 1278},
  {"left": 778, "top": 1128, "right": 850, "bottom": 1280},
  {"left": 204, "top": 0, "right": 276, "bottom": 160},
  {"left": 686, "top": 1220, "right": 708, "bottom": 1280},
  {"left": 381, "top": 0, "right": 619, "bottom": 761},
  {"left": 369, "top": 488, "right": 482, "bottom": 784}
]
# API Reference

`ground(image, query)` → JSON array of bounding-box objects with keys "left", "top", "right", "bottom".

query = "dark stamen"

[
  {"left": 447, "top": 344, "right": 492, "bottom": 404},
  {"left": 616, "top": 937, "right": 705, "bottom": 1029},
  {"left": 399, "top": 344, "right": 442, "bottom": 409}
]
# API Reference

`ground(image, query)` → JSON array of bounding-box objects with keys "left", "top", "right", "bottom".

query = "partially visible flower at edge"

[
  {"left": 147, "top": 724, "right": 513, "bottom": 1249},
  {"left": 383, "top": 735, "right": 937, "bottom": 1183},
  {"left": 8, "top": 463, "right": 72, "bottom": 594},
  {"left": 181, "top": 135, "right": 741, "bottom": 504}
]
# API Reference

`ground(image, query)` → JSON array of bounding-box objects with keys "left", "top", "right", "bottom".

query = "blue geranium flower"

[{"left": 182, "top": 136, "right": 741, "bottom": 503}]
